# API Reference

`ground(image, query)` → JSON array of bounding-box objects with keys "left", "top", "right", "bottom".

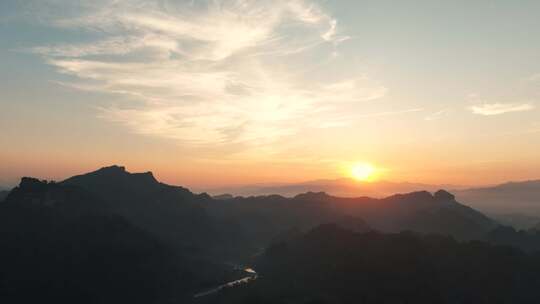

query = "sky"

[{"left": 1, "top": 0, "right": 539, "bottom": 188}]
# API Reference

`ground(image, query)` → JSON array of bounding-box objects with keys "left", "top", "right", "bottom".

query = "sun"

[{"left": 351, "top": 163, "right": 376, "bottom": 181}]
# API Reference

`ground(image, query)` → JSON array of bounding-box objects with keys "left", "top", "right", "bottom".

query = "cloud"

[
  {"left": 28, "top": 0, "right": 385, "bottom": 149},
  {"left": 424, "top": 109, "right": 451, "bottom": 121},
  {"left": 528, "top": 74, "right": 540, "bottom": 83},
  {"left": 469, "top": 103, "right": 535, "bottom": 116}
]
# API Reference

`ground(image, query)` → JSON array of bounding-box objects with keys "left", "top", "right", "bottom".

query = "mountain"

[
  {"left": 203, "top": 224, "right": 540, "bottom": 304},
  {"left": 491, "top": 213, "right": 540, "bottom": 230},
  {"left": 206, "top": 189, "right": 497, "bottom": 242},
  {"left": 213, "top": 194, "right": 235, "bottom": 200},
  {"left": 61, "top": 165, "right": 248, "bottom": 261},
  {"left": 2, "top": 165, "right": 537, "bottom": 303},
  {"left": 204, "top": 192, "right": 372, "bottom": 250},
  {"left": 0, "top": 177, "right": 207, "bottom": 303},
  {"left": 0, "top": 190, "right": 8, "bottom": 202},
  {"left": 3, "top": 177, "right": 109, "bottom": 215},
  {"left": 455, "top": 180, "right": 540, "bottom": 216},
  {"left": 202, "top": 178, "right": 466, "bottom": 198},
  {"left": 484, "top": 225, "right": 540, "bottom": 252},
  {"left": 530, "top": 221, "right": 540, "bottom": 232},
  {"left": 206, "top": 178, "right": 540, "bottom": 232},
  {"left": 4, "top": 166, "right": 499, "bottom": 253},
  {"left": 304, "top": 190, "right": 496, "bottom": 238}
]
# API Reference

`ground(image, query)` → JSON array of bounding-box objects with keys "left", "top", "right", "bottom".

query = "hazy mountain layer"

[
  {"left": 455, "top": 180, "right": 540, "bottom": 216},
  {"left": 202, "top": 178, "right": 466, "bottom": 198},
  {"left": 207, "top": 189, "right": 497, "bottom": 242}
]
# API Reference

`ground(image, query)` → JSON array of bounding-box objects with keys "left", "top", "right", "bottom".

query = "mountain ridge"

[
  {"left": 4, "top": 165, "right": 509, "bottom": 253},
  {"left": 454, "top": 179, "right": 540, "bottom": 216},
  {"left": 5, "top": 165, "right": 540, "bottom": 303},
  {"left": 0, "top": 177, "right": 210, "bottom": 303},
  {"left": 59, "top": 165, "right": 249, "bottom": 262},
  {"left": 200, "top": 178, "right": 469, "bottom": 198}
]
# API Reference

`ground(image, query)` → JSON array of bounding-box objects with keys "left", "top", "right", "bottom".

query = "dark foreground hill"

[
  {"left": 0, "top": 190, "right": 8, "bottom": 201},
  {"left": 202, "top": 224, "right": 540, "bottom": 304},
  {"left": 0, "top": 178, "right": 208, "bottom": 304}
]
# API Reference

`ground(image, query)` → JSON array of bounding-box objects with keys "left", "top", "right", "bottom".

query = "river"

[{"left": 193, "top": 268, "right": 258, "bottom": 298}]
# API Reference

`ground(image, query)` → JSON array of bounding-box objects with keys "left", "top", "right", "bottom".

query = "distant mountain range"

[
  {"left": 201, "top": 178, "right": 467, "bottom": 198},
  {"left": 3, "top": 165, "right": 540, "bottom": 303},
  {"left": 490, "top": 213, "right": 540, "bottom": 230},
  {"left": 205, "top": 178, "right": 540, "bottom": 223},
  {"left": 2, "top": 166, "right": 531, "bottom": 244},
  {"left": 206, "top": 189, "right": 497, "bottom": 242},
  {"left": 454, "top": 180, "right": 540, "bottom": 216}
]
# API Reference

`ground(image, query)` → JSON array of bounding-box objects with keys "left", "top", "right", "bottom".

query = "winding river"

[{"left": 193, "top": 268, "right": 258, "bottom": 298}]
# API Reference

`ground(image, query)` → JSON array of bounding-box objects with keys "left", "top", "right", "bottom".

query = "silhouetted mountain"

[
  {"left": 201, "top": 178, "right": 467, "bottom": 198},
  {"left": 0, "top": 190, "right": 8, "bottom": 202},
  {"left": 206, "top": 189, "right": 496, "bottom": 243},
  {"left": 455, "top": 180, "right": 540, "bottom": 216},
  {"left": 484, "top": 225, "right": 540, "bottom": 252},
  {"left": 203, "top": 192, "right": 371, "bottom": 251},
  {"left": 61, "top": 165, "right": 248, "bottom": 261},
  {"left": 204, "top": 224, "right": 540, "bottom": 304},
  {"left": 531, "top": 221, "right": 540, "bottom": 231},
  {"left": 5, "top": 167, "right": 500, "bottom": 255},
  {"left": 0, "top": 178, "right": 209, "bottom": 303},
  {"left": 4, "top": 177, "right": 109, "bottom": 215},
  {"left": 213, "top": 194, "right": 235, "bottom": 200},
  {"left": 6, "top": 165, "right": 533, "bottom": 303}
]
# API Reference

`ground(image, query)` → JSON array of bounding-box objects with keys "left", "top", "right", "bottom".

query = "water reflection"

[{"left": 193, "top": 268, "right": 257, "bottom": 298}]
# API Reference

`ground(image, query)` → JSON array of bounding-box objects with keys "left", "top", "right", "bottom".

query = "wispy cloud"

[
  {"left": 528, "top": 73, "right": 540, "bottom": 83},
  {"left": 27, "top": 0, "right": 386, "bottom": 149},
  {"left": 469, "top": 103, "right": 535, "bottom": 116},
  {"left": 424, "top": 109, "right": 451, "bottom": 121}
]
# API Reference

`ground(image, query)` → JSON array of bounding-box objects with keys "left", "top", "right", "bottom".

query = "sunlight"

[{"left": 351, "top": 163, "right": 376, "bottom": 181}]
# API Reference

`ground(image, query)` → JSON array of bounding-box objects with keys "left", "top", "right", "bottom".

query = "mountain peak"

[
  {"left": 434, "top": 189, "right": 455, "bottom": 201},
  {"left": 70, "top": 166, "right": 159, "bottom": 182},
  {"left": 388, "top": 190, "right": 433, "bottom": 202},
  {"left": 62, "top": 165, "right": 163, "bottom": 195},
  {"left": 96, "top": 165, "right": 127, "bottom": 174},
  {"left": 18, "top": 177, "right": 51, "bottom": 191},
  {"left": 294, "top": 191, "right": 331, "bottom": 201}
]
